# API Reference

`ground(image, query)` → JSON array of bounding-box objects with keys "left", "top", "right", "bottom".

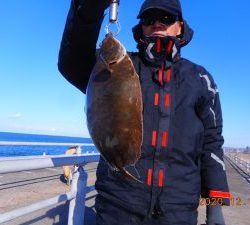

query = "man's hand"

[
  {"left": 75, "top": 0, "right": 111, "bottom": 22},
  {"left": 78, "top": 0, "right": 110, "bottom": 10},
  {"left": 206, "top": 205, "right": 226, "bottom": 225}
]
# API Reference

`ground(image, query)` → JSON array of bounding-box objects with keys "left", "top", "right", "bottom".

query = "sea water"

[{"left": 0, "top": 132, "right": 97, "bottom": 157}]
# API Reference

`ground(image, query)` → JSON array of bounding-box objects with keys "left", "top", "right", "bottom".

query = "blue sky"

[{"left": 0, "top": 0, "right": 249, "bottom": 148}]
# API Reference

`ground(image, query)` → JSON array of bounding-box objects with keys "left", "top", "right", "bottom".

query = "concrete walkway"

[
  {"left": 0, "top": 159, "right": 249, "bottom": 225},
  {"left": 198, "top": 157, "right": 250, "bottom": 225},
  {"left": 0, "top": 162, "right": 98, "bottom": 225}
]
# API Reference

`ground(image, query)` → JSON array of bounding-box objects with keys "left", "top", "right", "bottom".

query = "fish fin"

[
  {"left": 131, "top": 164, "right": 141, "bottom": 179},
  {"left": 120, "top": 167, "right": 143, "bottom": 184},
  {"left": 124, "top": 164, "right": 141, "bottom": 179}
]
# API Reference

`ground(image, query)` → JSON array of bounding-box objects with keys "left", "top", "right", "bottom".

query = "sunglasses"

[{"left": 140, "top": 14, "right": 177, "bottom": 26}]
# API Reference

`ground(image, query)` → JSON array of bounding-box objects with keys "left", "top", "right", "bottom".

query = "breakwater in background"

[{"left": 0, "top": 132, "right": 96, "bottom": 157}]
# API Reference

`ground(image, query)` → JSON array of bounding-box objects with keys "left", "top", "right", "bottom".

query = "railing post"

[{"left": 68, "top": 165, "right": 88, "bottom": 225}]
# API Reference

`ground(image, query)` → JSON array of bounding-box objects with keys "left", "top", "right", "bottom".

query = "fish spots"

[
  {"left": 105, "top": 136, "right": 119, "bottom": 148},
  {"left": 94, "top": 69, "right": 111, "bottom": 82}
]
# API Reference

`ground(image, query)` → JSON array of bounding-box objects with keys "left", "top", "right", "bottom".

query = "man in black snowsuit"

[{"left": 58, "top": 0, "right": 230, "bottom": 224}]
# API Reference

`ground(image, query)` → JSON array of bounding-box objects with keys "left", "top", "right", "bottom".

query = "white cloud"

[
  {"left": 0, "top": 119, "right": 90, "bottom": 138},
  {"left": 9, "top": 113, "right": 22, "bottom": 119},
  {"left": 51, "top": 127, "right": 58, "bottom": 132}
]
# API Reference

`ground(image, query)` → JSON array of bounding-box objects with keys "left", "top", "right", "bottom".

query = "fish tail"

[
  {"left": 119, "top": 167, "right": 143, "bottom": 183},
  {"left": 132, "top": 164, "right": 141, "bottom": 179}
]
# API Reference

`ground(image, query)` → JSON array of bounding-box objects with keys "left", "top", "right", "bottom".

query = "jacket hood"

[{"left": 180, "top": 20, "right": 193, "bottom": 47}]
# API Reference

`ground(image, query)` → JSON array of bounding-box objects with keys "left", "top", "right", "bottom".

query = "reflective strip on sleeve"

[
  {"left": 209, "top": 107, "right": 217, "bottom": 127},
  {"left": 199, "top": 73, "right": 218, "bottom": 95},
  {"left": 209, "top": 190, "right": 231, "bottom": 198},
  {"left": 211, "top": 153, "right": 225, "bottom": 170}
]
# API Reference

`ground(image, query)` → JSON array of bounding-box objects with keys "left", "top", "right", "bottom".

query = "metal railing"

[
  {"left": 0, "top": 142, "right": 100, "bottom": 224},
  {"left": 225, "top": 152, "right": 250, "bottom": 174}
]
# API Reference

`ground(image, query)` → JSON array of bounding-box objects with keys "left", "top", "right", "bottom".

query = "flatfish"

[{"left": 86, "top": 33, "right": 143, "bottom": 181}]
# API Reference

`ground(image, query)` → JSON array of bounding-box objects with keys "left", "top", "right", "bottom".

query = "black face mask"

[{"left": 139, "top": 35, "right": 181, "bottom": 67}]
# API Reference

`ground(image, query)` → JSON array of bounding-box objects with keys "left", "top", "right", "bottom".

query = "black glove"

[
  {"left": 75, "top": 0, "right": 110, "bottom": 22},
  {"left": 206, "top": 205, "right": 226, "bottom": 225}
]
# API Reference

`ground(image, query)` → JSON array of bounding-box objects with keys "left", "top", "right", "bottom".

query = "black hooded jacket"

[{"left": 58, "top": 0, "right": 230, "bottom": 213}]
